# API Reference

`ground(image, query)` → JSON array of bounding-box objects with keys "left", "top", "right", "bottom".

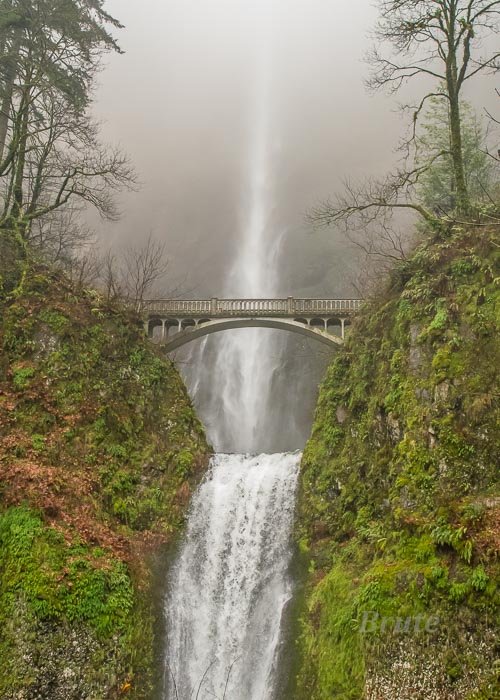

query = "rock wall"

[
  {"left": 293, "top": 227, "right": 499, "bottom": 699},
  {"left": 0, "top": 267, "right": 210, "bottom": 699}
]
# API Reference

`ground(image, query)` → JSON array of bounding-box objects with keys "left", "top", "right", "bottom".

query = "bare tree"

[
  {"left": 99, "top": 249, "right": 123, "bottom": 302},
  {"left": 122, "top": 233, "right": 170, "bottom": 311},
  {"left": 346, "top": 220, "right": 411, "bottom": 264},
  {"left": 26, "top": 206, "right": 94, "bottom": 265},
  {"left": 0, "top": 82, "right": 135, "bottom": 239},
  {"left": 310, "top": 173, "right": 436, "bottom": 231},
  {"left": 334, "top": 219, "right": 415, "bottom": 298},
  {"left": 65, "top": 246, "right": 103, "bottom": 290},
  {"left": 484, "top": 88, "right": 500, "bottom": 161},
  {"left": 312, "top": 0, "right": 500, "bottom": 231},
  {"left": 370, "top": 0, "right": 500, "bottom": 213}
]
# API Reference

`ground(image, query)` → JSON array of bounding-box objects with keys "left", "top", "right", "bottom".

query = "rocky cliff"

[
  {"left": 0, "top": 267, "right": 210, "bottom": 699},
  {"left": 294, "top": 226, "right": 499, "bottom": 700}
]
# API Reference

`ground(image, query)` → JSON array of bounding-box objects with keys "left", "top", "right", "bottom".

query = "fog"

[
  {"left": 89, "top": 0, "right": 497, "bottom": 298},
  {"left": 91, "top": 0, "right": 411, "bottom": 296},
  {"left": 87, "top": 0, "right": 498, "bottom": 449}
]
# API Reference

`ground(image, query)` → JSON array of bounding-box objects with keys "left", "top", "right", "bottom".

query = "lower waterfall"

[{"left": 164, "top": 452, "right": 300, "bottom": 700}]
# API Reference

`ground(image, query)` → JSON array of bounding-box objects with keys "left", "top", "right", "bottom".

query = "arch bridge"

[{"left": 143, "top": 297, "right": 361, "bottom": 352}]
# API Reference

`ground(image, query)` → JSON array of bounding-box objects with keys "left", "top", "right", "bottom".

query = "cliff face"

[
  {"left": 293, "top": 228, "right": 499, "bottom": 700},
  {"left": 0, "top": 268, "right": 210, "bottom": 699}
]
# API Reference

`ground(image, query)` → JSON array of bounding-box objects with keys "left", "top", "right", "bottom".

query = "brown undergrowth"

[{"left": 0, "top": 265, "right": 210, "bottom": 699}]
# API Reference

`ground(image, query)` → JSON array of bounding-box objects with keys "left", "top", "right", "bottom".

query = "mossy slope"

[
  {"left": 294, "top": 228, "right": 499, "bottom": 700},
  {"left": 0, "top": 267, "right": 210, "bottom": 699}
]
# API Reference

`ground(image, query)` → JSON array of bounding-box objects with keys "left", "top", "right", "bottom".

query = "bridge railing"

[
  {"left": 143, "top": 299, "right": 212, "bottom": 314},
  {"left": 216, "top": 299, "right": 289, "bottom": 313},
  {"left": 294, "top": 299, "right": 361, "bottom": 314},
  {"left": 142, "top": 297, "right": 362, "bottom": 317}
]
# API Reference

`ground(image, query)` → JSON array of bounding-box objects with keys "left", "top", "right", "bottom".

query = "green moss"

[
  {"left": 0, "top": 507, "right": 134, "bottom": 635},
  {"left": 0, "top": 264, "right": 211, "bottom": 698},
  {"left": 38, "top": 309, "right": 70, "bottom": 333},
  {"left": 295, "top": 565, "right": 365, "bottom": 700},
  {"left": 31, "top": 433, "right": 46, "bottom": 452},
  {"left": 174, "top": 449, "right": 195, "bottom": 478},
  {"left": 11, "top": 364, "right": 35, "bottom": 390},
  {"left": 294, "top": 227, "right": 500, "bottom": 698}
]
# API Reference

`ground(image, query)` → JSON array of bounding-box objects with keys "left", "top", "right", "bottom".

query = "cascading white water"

[
  {"left": 165, "top": 453, "right": 299, "bottom": 700},
  {"left": 165, "top": 6, "right": 299, "bottom": 698}
]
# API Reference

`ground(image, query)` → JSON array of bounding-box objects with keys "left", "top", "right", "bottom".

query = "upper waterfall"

[{"left": 181, "top": 6, "right": 285, "bottom": 454}]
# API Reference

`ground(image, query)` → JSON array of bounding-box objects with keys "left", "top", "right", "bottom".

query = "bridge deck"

[{"left": 143, "top": 297, "right": 361, "bottom": 318}]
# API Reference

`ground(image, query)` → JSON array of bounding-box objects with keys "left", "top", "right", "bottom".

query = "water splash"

[{"left": 164, "top": 452, "right": 299, "bottom": 700}]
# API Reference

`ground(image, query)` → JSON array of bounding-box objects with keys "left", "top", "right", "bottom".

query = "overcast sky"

[{"left": 91, "top": 0, "right": 498, "bottom": 296}]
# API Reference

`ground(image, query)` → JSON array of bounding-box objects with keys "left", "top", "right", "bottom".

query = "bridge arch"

[{"left": 160, "top": 318, "right": 344, "bottom": 353}]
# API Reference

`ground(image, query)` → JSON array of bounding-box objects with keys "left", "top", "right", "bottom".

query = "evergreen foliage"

[
  {"left": 0, "top": 0, "right": 133, "bottom": 290},
  {"left": 417, "top": 99, "right": 497, "bottom": 215}
]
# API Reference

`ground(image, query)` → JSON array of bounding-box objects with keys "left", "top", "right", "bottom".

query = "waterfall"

[
  {"left": 164, "top": 453, "right": 299, "bottom": 700},
  {"left": 165, "top": 6, "right": 299, "bottom": 698},
  {"left": 194, "top": 24, "right": 285, "bottom": 454}
]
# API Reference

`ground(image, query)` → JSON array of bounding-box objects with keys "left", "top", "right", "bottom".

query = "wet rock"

[
  {"left": 336, "top": 405, "right": 348, "bottom": 424},
  {"left": 434, "top": 381, "right": 450, "bottom": 403},
  {"left": 415, "top": 387, "right": 431, "bottom": 403},
  {"left": 386, "top": 413, "right": 402, "bottom": 442},
  {"left": 398, "top": 486, "right": 414, "bottom": 509},
  {"left": 428, "top": 424, "right": 437, "bottom": 448},
  {"left": 439, "top": 458, "right": 449, "bottom": 477},
  {"left": 33, "top": 325, "right": 60, "bottom": 360},
  {"left": 2, "top": 603, "right": 123, "bottom": 700},
  {"left": 409, "top": 323, "right": 423, "bottom": 371}
]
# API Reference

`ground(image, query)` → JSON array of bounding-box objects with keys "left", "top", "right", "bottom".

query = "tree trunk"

[
  {"left": 6, "top": 81, "right": 31, "bottom": 239},
  {"left": 0, "top": 36, "right": 21, "bottom": 162},
  {"left": 0, "top": 225, "right": 27, "bottom": 294},
  {"left": 448, "top": 90, "right": 469, "bottom": 215},
  {"left": 446, "top": 3, "right": 469, "bottom": 216},
  {"left": 0, "top": 82, "right": 14, "bottom": 162}
]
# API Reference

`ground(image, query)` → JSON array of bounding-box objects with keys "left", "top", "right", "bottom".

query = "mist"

[
  {"left": 91, "top": 0, "right": 410, "bottom": 297},
  {"left": 86, "top": 0, "right": 499, "bottom": 449}
]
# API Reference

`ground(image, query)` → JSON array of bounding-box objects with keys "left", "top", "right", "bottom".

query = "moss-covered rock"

[
  {"left": 293, "top": 227, "right": 499, "bottom": 700},
  {"left": 0, "top": 265, "right": 211, "bottom": 699}
]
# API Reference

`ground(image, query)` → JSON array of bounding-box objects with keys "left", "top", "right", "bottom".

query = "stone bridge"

[{"left": 143, "top": 297, "right": 362, "bottom": 352}]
